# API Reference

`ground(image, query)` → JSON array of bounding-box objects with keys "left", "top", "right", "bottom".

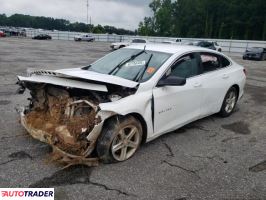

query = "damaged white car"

[{"left": 17, "top": 44, "right": 246, "bottom": 166}]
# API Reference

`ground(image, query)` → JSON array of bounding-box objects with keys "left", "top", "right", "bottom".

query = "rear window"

[
  {"left": 248, "top": 47, "right": 263, "bottom": 52},
  {"left": 200, "top": 53, "right": 230, "bottom": 73},
  {"left": 220, "top": 56, "right": 231, "bottom": 67}
]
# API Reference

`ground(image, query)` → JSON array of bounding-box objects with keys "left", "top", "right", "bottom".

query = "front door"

[{"left": 152, "top": 53, "right": 203, "bottom": 135}]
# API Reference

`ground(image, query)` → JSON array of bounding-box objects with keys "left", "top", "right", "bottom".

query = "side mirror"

[{"left": 157, "top": 76, "right": 186, "bottom": 87}]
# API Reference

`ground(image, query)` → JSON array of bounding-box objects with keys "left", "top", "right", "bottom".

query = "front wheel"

[
  {"left": 219, "top": 87, "right": 238, "bottom": 117},
  {"left": 96, "top": 116, "right": 143, "bottom": 163}
]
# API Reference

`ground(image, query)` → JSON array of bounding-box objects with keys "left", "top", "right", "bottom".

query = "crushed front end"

[{"left": 19, "top": 83, "right": 111, "bottom": 167}]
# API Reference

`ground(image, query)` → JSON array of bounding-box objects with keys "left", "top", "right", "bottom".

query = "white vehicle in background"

[
  {"left": 74, "top": 34, "right": 95, "bottom": 42},
  {"left": 17, "top": 44, "right": 246, "bottom": 165},
  {"left": 110, "top": 38, "right": 148, "bottom": 50},
  {"left": 162, "top": 38, "right": 182, "bottom": 44}
]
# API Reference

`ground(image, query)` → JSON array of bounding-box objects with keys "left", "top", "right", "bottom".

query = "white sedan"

[
  {"left": 17, "top": 44, "right": 246, "bottom": 165},
  {"left": 110, "top": 38, "right": 148, "bottom": 50}
]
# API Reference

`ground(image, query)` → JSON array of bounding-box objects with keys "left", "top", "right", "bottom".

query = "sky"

[{"left": 0, "top": 0, "right": 152, "bottom": 30}]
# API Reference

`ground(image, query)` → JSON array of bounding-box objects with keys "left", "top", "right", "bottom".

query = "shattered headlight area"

[{"left": 20, "top": 84, "right": 106, "bottom": 167}]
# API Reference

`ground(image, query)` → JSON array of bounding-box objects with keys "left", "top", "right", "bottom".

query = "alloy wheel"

[
  {"left": 225, "top": 91, "right": 236, "bottom": 113},
  {"left": 111, "top": 125, "right": 141, "bottom": 161}
]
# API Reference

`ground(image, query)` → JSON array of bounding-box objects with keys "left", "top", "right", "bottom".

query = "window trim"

[
  {"left": 154, "top": 50, "right": 232, "bottom": 87},
  {"left": 199, "top": 52, "right": 232, "bottom": 75}
]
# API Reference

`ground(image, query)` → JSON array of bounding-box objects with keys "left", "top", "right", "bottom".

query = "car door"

[
  {"left": 199, "top": 52, "right": 232, "bottom": 117},
  {"left": 152, "top": 53, "right": 204, "bottom": 135}
]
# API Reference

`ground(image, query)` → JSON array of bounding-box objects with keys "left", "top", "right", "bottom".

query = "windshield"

[
  {"left": 86, "top": 48, "right": 171, "bottom": 82},
  {"left": 247, "top": 47, "right": 263, "bottom": 52}
]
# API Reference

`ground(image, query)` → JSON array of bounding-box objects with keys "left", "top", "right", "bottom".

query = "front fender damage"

[{"left": 19, "top": 84, "right": 117, "bottom": 167}]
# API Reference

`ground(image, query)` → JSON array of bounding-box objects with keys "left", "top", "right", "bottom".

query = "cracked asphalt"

[{"left": 0, "top": 38, "right": 265, "bottom": 200}]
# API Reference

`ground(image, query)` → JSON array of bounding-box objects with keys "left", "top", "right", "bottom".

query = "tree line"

[
  {"left": 0, "top": 14, "right": 136, "bottom": 35},
  {"left": 138, "top": 0, "right": 266, "bottom": 40}
]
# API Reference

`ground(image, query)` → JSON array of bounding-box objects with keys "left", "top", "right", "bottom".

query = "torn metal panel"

[{"left": 18, "top": 75, "right": 108, "bottom": 92}]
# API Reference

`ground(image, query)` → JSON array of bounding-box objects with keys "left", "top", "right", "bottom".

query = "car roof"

[{"left": 126, "top": 43, "right": 215, "bottom": 54}]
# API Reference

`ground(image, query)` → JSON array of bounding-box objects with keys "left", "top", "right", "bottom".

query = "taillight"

[{"left": 243, "top": 68, "right": 247, "bottom": 76}]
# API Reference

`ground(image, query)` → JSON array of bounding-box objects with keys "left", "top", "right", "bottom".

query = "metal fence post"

[
  {"left": 245, "top": 42, "right": 248, "bottom": 51},
  {"left": 229, "top": 40, "right": 232, "bottom": 53}
]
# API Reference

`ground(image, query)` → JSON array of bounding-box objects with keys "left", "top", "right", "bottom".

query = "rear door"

[
  {"left": 198, "top": 52, "right": 232, "bottom": 116},
  {"left": 152, "top": 53, "right": 204, "bottom": 135}
]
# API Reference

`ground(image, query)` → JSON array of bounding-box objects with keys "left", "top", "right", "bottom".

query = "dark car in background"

[
  {"left": 32, "top": 34, "right": 52, "bottom": 40},
  {"left": 194, "top": 41, "right": 216, "bottom": 50},
  {"left": 243, "top": 47, "right": 266, "bottom": 61}
]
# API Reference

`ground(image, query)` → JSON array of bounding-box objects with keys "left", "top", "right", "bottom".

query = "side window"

[
  {"left": 168, "top": 53, "right": 199, "bottom": 78},
  {"left": 200, "top": 53, "right": 220, "bottom": 73},
  {"left": 220, "top": 56, "right": 231, "bottom": 68}
]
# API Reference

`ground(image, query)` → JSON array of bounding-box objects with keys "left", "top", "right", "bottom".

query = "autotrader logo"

[{"left": 0, "top": 188, "right": 54, "bottom": 200}]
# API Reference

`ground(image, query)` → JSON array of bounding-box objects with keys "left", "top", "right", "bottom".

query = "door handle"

[
  {"left": 222, "top": 74, "right": 229, "bottom": 79},
  {"left": 193, "top": 82, "right": 202, "bottom": 87}
]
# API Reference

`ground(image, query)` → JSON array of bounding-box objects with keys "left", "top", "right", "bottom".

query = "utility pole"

[
  {"left": 86, "top": 0, "right": 92, "bottom": 32},
  {"left": 86, "top": 0, "right": 89, "bottom": 25}
]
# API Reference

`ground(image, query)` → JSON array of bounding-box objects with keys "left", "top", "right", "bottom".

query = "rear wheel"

[
  {"left": 119, "top": 45, "right": 125, "bottom": 49},
  {"left": 97, "top": 116, "right": 142, "bottom": 163},
  {"left": 219, "top": 87, "right": 238, "bottom": 117}
]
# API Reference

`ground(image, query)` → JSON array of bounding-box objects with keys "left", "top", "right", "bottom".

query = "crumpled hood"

[
  {"left": 55, "top": 68, "right": 138, "bottom": 88},
  {"left": 18, "top": 68, "right": 138, "bottom": 90}
]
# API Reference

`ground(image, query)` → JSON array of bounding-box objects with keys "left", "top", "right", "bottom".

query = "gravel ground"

[{"left": 0, "top": 38, "right": 265, "bottom": 200}]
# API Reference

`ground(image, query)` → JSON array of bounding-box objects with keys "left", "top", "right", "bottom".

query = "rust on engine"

[{"left": 23, "top": 85, "right": 101, "bottom": 166}]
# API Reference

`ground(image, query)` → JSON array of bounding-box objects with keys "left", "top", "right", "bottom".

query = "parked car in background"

[
  {"left": 17, "top": 44, "right": 246, "bottom": 165},
  {"left": 194, "top": 41, "right": 216, "bottom": 50},
  {"left": 74, "top": 34, "right": 95, "bottom": 42},
  {"left": 110, "top": 38, "right": 148, "bottom": 50},
  {"left": 32, "top": 34, "right": 52, "bottom": 40},
  {"left": 243, "top": 47, "right": 266, "bottom": 61},
  {"left": 0, "top": 31, "right": 5, "bottom": 37}
]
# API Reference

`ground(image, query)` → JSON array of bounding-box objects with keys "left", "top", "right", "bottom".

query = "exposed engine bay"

[{"left": 18, "top": 81, "right": 136, "bottom": 167}]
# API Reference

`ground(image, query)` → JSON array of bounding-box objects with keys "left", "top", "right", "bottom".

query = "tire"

[
  {"left": 96, "top": 116, "right": 143, "bottom": 163},
  {"left": 119, "top": 45, "right": 125, "bottom": 49},
  {"left": 218, "top": 48, "right": 222, "bottom": 52},
  {"left": 219, "top": 87, "right": 238, "bottom": 117}
]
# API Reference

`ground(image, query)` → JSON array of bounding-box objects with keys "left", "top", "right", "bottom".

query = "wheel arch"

[
  {"left": 231, "top": 84, "right": 240, "bottom": 100},
  {"left": 100, "top": 112, "right": 148, "bottom": 144}
]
